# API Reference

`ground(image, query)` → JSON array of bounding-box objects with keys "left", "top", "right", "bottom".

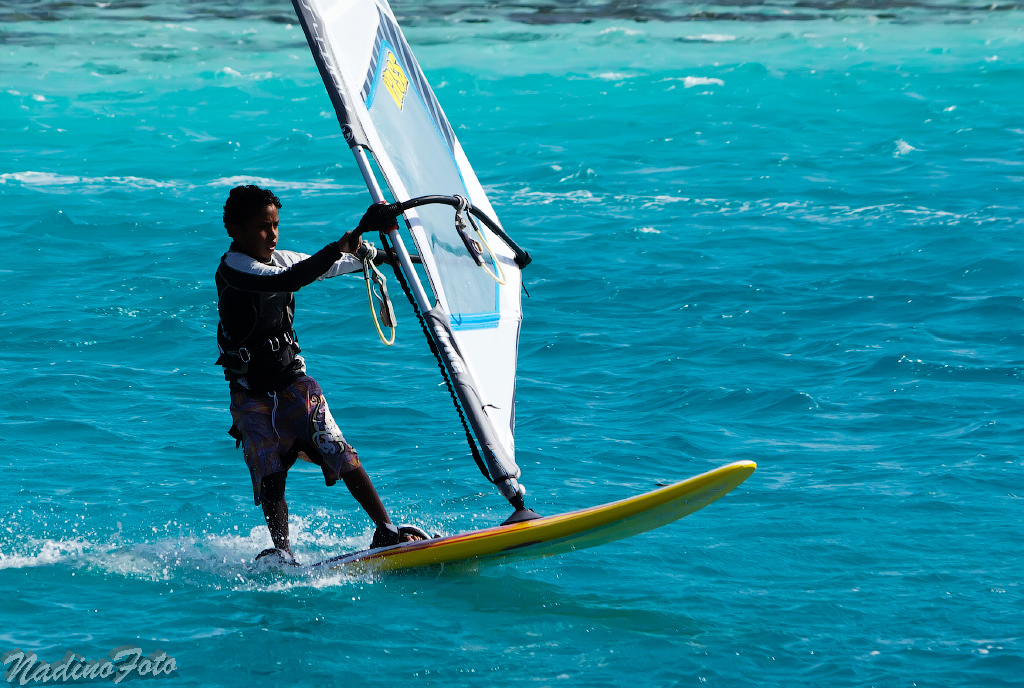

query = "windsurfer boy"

[{"left": 216, "top": 184, "right": 414, "bottom": 562}]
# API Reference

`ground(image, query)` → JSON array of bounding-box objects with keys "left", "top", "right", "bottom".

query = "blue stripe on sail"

[
  {"left": 451, "top": 311, "right": 501, "bottom": 330},
  {"left": 360, "top": 31, "right": 383, "bottom": 101}
]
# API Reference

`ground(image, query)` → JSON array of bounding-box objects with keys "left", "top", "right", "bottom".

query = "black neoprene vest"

[
  {"left": 215, "top": 286, "right": 302, "bottom": 393},
  {"left": 215, "top": 242, "right": 344, "bottom": 393}
]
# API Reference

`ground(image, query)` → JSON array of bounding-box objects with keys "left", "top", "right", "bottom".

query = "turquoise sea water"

[{"left": 2, "top": 0, "right": 1023, "bottom": 685}]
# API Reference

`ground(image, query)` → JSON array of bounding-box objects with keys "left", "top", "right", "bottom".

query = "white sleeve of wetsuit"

[{"left": 270, "top": 249, "right": 363, "bottom": 279}]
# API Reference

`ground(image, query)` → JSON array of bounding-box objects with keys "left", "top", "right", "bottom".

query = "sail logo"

[
  {"left": 432, "top": 324, "right": 466, "bottom": 375},
  {"left": 381, "top": 50, "right": 410, "bottom": 110}
]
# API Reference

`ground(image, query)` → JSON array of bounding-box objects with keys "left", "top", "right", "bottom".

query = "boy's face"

[{"left": 229, "top": 204, "right": 279, "bottom": 262}]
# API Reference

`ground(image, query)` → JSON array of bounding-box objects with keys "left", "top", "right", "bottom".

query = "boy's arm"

[{"left": 218, "top": 243, "right": 346, "bottom": 293}]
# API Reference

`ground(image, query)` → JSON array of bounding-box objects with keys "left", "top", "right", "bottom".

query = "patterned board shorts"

[{"left": 229, "top": 375, "right": 361, "bottom": 505}]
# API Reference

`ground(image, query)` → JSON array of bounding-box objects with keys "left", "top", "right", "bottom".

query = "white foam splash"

[
  {"left": 596, "top": 72, "right": 635, "bottom": 81},
  {"left": 894, "top": 139, "right": 917, "bottom": 157},
  {"left": 684, "top": 76, "right": 725, "bottom": 88},
  {"left": 684, "top": 34, "right": 737, "bottom": 42},
  {"left": 0, "top": 538, "right": 91, "bottom": 570},
  {"left": 0, "top": 516, "right": 377, "bottom": 591},
  {"left": 647, "top": 194, "right": 691, "bottom": 205},
  {"left": 219, "top": 67, "right": 275, "bottom": 81},
  {"left": 598, "top": 27, "right": 643, "bottom": 37}
]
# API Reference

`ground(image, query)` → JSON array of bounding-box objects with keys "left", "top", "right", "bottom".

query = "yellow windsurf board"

[{"left": 308, "top": 460, "right": 755, "bottom": 573}]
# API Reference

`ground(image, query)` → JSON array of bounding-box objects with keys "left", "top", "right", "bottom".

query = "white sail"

[{"left": 291, "top": 0, "right": 527, "bottom": 502}]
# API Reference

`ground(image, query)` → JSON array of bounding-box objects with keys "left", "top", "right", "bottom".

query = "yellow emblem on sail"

[{"left": 381, "top": 50, "right": 409, "bottom": 110}]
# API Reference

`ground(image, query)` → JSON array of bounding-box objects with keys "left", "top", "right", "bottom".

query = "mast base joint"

[{"left": 502, "top": 508, "right": 541, "bottom": 526}]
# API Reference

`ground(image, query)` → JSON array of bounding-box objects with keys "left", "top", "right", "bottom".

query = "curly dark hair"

[{"left": 222, "top": 185, "right": 282, "bottom": 230}]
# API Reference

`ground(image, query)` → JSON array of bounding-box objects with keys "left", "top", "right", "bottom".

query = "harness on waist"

[
  {"left": 218, "top": 329, "right": 297, "bottom": 368},
  {"left": 217, "top": 329, "right": 302, "bottom": 393}
]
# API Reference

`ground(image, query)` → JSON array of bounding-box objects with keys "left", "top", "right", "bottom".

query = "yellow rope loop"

[
  {"left": 359, "top": 243, "right": 396, "bottom": 346},
  {"left": 365, "top": 276, "right": 396, "bottom": 346},
  {"left": 469, "top": 216, "right": 507, "bottom": 285}
]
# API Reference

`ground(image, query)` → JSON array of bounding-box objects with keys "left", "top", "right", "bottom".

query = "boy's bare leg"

[
  {"left": 261, "top": 498, "right": 291, "bottom": 554},
  {"left": 259, "top": 471, "right": 292, "bottom": 555},
  {"left": 342, "top": 466, "right": 390, "bottom": 525},
  {"left": 343, "top": 467, "right": 424, "bottom": 543}
]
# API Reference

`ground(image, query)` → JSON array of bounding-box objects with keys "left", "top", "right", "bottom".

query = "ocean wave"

[
  {"left": 634, "top": 195, "right": 1018, "bottom": 227},
  {"left": 0, "top": 171, "right": 179, "bottom": 189},
  {"left": 507, "top": 188, "right": 601, "bottom": 204},
  {"left": 208, "top": 176, "right": 353, "bottom": 191},
  {"left": 0, "top": 171, "right": 355, "bottom": 194},
  {"left": 486, "top": 185, "right": 1018, "bottom": 234},
  {"left": 5, "top": 0, "right": 1009, "bottom": 27}
]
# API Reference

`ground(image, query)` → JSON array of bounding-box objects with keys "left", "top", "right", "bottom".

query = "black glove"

[{"left": 357, "top": 202, "right": 402, "bottom": 234}]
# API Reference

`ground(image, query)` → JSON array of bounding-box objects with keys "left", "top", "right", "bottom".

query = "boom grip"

[{"left": 394, "top": 195, "right": 532, "bottom": 269}]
